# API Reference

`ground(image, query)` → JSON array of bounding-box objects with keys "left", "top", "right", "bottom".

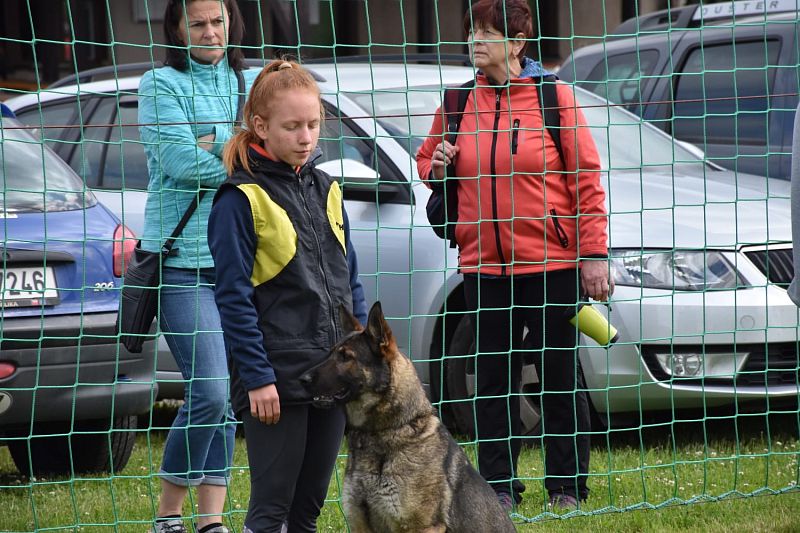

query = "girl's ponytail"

[
  {"left": 222, "top": 59, "right": 322, "bottom": 175},
  {"left": 222, "top": 98, "right": 259, "bottom": 175}
]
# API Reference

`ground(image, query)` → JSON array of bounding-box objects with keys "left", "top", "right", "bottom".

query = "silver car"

[{"left": 7, "top": 62, "right": 798, "bottom": 435}]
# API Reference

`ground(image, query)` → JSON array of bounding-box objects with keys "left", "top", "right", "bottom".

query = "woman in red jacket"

[{"left": 417, "top": 0, "right": 612, "bottom": 512}]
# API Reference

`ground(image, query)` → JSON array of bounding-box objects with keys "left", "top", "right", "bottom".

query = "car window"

[
  {"left": 63, "top": 96, "right": 149, "bottom": 191},
  {"left": 576, "top": 88, "right": 705, "bottom": 171},
  {"left": 672, "top": 39, "right": 780, "bottom": 146},
  {"left": 580, "top": 50, "right": 660, "bottom": 113},
  {"left": 15, "top": 99, "right": 79, "bottom": 150},
  {"left": 317, "top": 104, "right": 410, "bottom": 205},
  {"left": 102, "top": 101, "right": 150, "bottom": 191},
  {"left": 69, "top": 96, "right": 114, "bottom": 187},
  {"left": 318, "top": 108, "right": 376, "bottom": 168},
  {"left": 0, "top": 117, "right": 96, "bottom": 213},
  {"left": 346, "top": 87, "right": 444, "bottom": 155}
]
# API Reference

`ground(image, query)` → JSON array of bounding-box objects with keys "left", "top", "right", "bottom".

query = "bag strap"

[
  {"left": 159, "top": 70, "right": 245, "bottom": 256},
  {"left": 161, "top": 190, "right": 208, "bottom": 256}
]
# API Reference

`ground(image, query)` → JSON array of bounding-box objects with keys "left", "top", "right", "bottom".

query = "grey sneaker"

[
  {"left": 197, "top": 527, "right": 229, "bottom": 533},
  {"left": 548, "top": 492, "right": 578, "bottom": 511},
  {"left": 151, "top": 519, "right": 188, "bottom": 533}
]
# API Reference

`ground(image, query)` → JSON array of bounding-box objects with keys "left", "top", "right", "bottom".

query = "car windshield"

[
  {"left": 347, "top": 86, "right": 445, "bottom": 156},
  {"left": 348, "top": 84, "right": 708, "bottom": 171},
  {"left": 0, "top": 117, "right": 95, "bottom": 213}
]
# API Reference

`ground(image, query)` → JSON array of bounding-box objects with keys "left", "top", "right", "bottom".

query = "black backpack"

[{"left": 425, "top": 74, "right": 565, "bottom": 247}]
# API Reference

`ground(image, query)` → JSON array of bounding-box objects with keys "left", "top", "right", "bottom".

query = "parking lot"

[{"left": 1, "top": 0, "right": 799, "bottom": 530}]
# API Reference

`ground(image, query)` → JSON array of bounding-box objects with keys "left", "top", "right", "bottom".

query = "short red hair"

[{"left": 463, "top": 0, "right": 534, "bottom": 60}]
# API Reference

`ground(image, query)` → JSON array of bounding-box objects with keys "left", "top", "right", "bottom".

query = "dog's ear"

[
  {"left": 366, "top": 301, "right": 395, "bottom": 354},
  {"left": 366, "top": 301, "right": 385, "bottom": 341},
  {"left": 339, "top": 304, "right": 363, "bottom": 335}
]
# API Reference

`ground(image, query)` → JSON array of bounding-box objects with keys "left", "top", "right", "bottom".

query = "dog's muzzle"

[{"left": 311, "top": 388, "right": 351, "bottom": 409}]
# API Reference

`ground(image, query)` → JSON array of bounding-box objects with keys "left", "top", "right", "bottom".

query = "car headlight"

[{"left": 610, "top": 250, "right": 742, "bottom": 291}]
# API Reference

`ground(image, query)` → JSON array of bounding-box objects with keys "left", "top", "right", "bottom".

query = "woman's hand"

[
  {"left": 430, "top": 141, "right": 459, "bottom": 180},
  {"left": 248, "top": 384, "right": 280, "bottom": 425},
  {"left": 581, "top": 260, "right": 615, "bottom": 302},
  {"left": 198, "top": 133, "right": 216, "bottom": 152}
]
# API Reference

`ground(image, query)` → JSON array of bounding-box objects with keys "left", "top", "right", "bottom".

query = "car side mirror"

[{"left": 317, "top": 158, "right": 399, "bottom": 203}]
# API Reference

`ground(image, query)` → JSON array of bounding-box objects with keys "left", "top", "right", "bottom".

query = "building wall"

[
  {"left": 1, "top": 0, "right": 698, "bottom": 90},
  {"left": 558, "top": 0, "right": 626, "bottom": 59},
  {"left": 553, "top": 0, "right": 692, "bottom": 59},
  {"left": 108, "top": 0, "right": 167, "bottom": 65},
  {"left": 98, "top": 0, "right": 686, "bottom": 63}
]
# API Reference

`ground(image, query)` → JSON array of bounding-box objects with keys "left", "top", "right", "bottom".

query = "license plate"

[{"left": 1, "top": 266, "right": 59, "bottom": 308}]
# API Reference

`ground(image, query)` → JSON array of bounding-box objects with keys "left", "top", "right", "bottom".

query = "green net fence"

[{"left": 1, "top": 0, "right": 800, "bottom": 531}]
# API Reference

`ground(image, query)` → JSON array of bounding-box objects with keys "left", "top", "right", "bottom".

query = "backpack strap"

[
  {"left": 433, "top": 76, "right": 563, "bottom": 248},
  {"left": 535, "top": 74, "right": 565, "bottom": 165},
  {"left": 443, "top": 79, "right": 476, "bottom": 147},
  {"left": 442, "top": 79, "right": 475, "bottom": 186},
  {"left": 434, "top": 80, "right": 474, "bottom": 248},
  {"left": 445, "top": 76, "right": 563, "bottom": 165}
]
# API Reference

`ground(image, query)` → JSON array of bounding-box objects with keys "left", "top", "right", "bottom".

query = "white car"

[{"left": 8, "top": 61, "right": 798, "bottom": 435}]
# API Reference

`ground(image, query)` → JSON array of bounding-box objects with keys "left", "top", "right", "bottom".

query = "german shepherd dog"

[{"left": 300, "top": 302, "right": 517, "bottom": 533}]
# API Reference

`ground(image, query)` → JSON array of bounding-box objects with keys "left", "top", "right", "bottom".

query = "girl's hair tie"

[{"left": 279, "top": 62, "right": 292, "bottom": 70}]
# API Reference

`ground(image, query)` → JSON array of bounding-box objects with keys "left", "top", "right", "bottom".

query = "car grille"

[
  {"left": 735, "top": 342, "right": 799, "bottom": 387},
  {"left": 744, "top": 248, "right": 793, "bottom": 286}
]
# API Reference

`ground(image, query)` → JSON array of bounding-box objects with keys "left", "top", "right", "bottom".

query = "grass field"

[{"left": 1, "top": 409, "right": 799, "bottom": 532}]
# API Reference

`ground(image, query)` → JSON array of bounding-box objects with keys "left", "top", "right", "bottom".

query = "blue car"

[{"left": 0, "top": 115, "right": 155, "bottom": 476}]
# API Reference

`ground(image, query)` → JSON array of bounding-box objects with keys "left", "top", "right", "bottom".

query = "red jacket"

[{"left": 417, "top": 74, "right": 608, "bottom": 276}]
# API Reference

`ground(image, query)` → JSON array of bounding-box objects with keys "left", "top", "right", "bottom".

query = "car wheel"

[
  {"left": 8, "top": 415, "right": 137, "bottom": 476},
  {"left": 445, "top": 315, "right": 542, "bottom": 439}
]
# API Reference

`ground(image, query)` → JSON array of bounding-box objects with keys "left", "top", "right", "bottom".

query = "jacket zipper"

[
  {"left": 511, "top": 118, "right": 520, "bottom": 155},
  {"left": 211, "top": 63, "right": 234, "bottom": 124},
  {"left": 490, "top": 89, "right": 508, "bottom": 275},
  {"left": 297, "top": 175, "right": 337, "bottom": 343},
  {"left": 550, "top": 208, "right": 570, "bottom": 248}
]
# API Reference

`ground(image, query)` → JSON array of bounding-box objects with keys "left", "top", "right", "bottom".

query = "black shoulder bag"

[
  {"left": 117, "top": 69, "right": 246, "bottom": 353},
  {"left": 425, "top": 75, "right": 564, "bottom": 248}
]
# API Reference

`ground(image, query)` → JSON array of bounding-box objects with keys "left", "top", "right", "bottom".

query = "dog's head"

[{"left": 300, "top": 301, "right": 397, "bottom": 408}]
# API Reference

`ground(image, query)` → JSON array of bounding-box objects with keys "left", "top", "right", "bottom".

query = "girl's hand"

[
  {"left": 430, "top": 141, "right": 459, "bottom": 180},
  {"left": 198, "top": 133, "right": 216, "bottom": 152},
  {"left": 248, "top": 384, "right": 280, "bottom": 425}
]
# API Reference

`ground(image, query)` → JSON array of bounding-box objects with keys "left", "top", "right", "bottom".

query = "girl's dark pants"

[
  {"left": 463, "top": 269, "right": 591, "bottom": 502},
  {"left": 241, "top": 404, "right": 346, "bottom": 533}
]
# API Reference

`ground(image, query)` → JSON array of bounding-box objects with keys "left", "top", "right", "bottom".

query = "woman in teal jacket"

[{"left": 138, "top": 2, "right": 257, "bottom": 532}]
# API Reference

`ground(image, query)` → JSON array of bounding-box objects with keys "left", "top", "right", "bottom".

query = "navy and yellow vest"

[{"left": 218, "top": 147, "right": 354, "bottom": 408}]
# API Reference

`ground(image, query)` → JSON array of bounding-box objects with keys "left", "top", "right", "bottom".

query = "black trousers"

[
  {"left": 241, "top": 404, "right": 346, "bottom": 533},
  {"left": 463, "top": 269, "right": 591, "bottom": 502}
]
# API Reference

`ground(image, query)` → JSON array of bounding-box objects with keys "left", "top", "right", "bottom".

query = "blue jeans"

[{"left": 158, "top": 267, "right": 235, "bottom": 487}]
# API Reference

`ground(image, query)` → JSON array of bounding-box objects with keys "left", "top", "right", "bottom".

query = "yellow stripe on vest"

[
  {"left": 327, "top": 181, "right": 346, "bottom": 253},
  {"left": 237, "top": 184, "right": 297, "bottom": 286}
]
